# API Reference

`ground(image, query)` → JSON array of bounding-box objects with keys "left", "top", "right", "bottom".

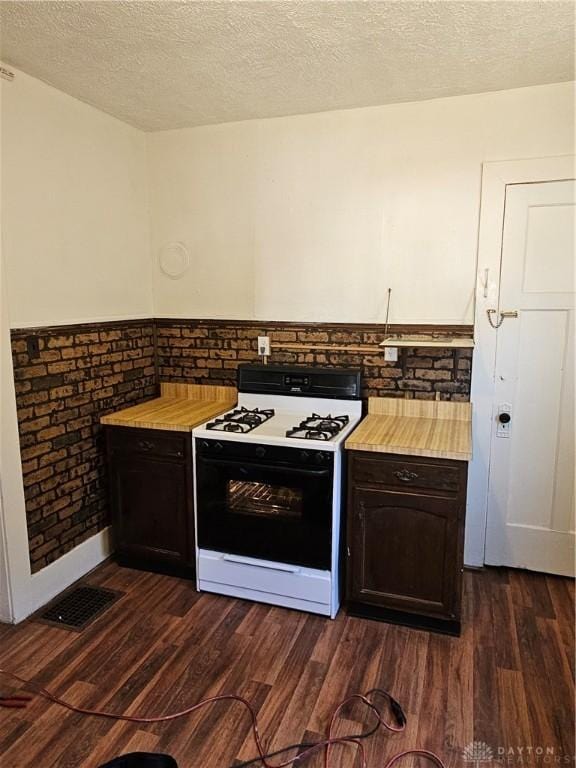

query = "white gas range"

[{"left": 192, "top": 365, "right": 362, "bottom": 618}]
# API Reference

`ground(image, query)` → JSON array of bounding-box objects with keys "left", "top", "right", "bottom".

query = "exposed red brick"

[
  {"left": 39, "top": 350, "right": 63, "bottom": 362},
  {"left": 15, "top": 364, "right": 48, "bottom": 380},
  {"left": 11, "top": 320, "right": 156, "bottom": 573},
  {"left": 37, "top": 425, "right": 66, "bottom": 441},
  {"left": 211, "top": 329, "right": 236, "bottom": 339},
  {"left": 414, "top": 369, "right": 452, "bottom": 381},
  {"left": 26, "top": 466, "right": 54, "bottom": 485},
  {"left": 46, "top": 335, "right": 74, "bottom": 348},
  {"left": 30, "top": 539, "right": 59, "bottom": 562},
  {"left": 74, "top": 332, "right": 100, "bottom": 344},
  {"left": 19, "top": 416, "right": 51, "bottom": 434},
  {"left": 13, "top": 317, "right": 470, "bottom": 573},
  {"left": 61, "top": 345, "right": 88, "bottom": 359},
  {"left": 297, "top": 331, "right": 329, "bottom": 343},
  {"left": 99, "top": 330, "right": 122, "bottom": 341},
  {"left": 49, "top": 385, "right": 75, "bottom": 399},
  {"left": 21, "top": 459, "right": 38, "bottom": 475}
]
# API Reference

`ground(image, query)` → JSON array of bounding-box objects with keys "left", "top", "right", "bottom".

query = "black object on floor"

[
  {"left": 37, "top": 585, "right": 122, "bottom": 631},
  {"left": 98, "top": 754, "right": 178, "bottom": 768}
]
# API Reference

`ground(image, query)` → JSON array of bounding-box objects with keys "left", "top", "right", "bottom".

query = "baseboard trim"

[
  {"left": 11, "top": 527, "right": 112, "bottom": 624},
  {"left": 346, "top": 601, "right": 461, "bottom": 636}
]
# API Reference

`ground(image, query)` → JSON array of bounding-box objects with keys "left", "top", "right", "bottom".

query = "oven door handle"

[
  {"left": 196, "top": 456, "right": 331, "bottom": 477},
  {"left": 222, "top": 554, "right": 301, "bottom": 573}
]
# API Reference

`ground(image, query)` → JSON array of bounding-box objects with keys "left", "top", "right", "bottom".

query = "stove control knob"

[
  {"left": 214, "top": 442, "right": 223, "bottom": 453},
  {"left": 315, "top": 452, "right": 326, "bottom": 464},
  {"left": 200, "top": 440, "right": 211, "bottom": 450},
  {"left": 300, "top": 450, "right": 309, "bottom": 462},
  {"left": 255, "top": 446, "right": 266, "bottom": 458}
]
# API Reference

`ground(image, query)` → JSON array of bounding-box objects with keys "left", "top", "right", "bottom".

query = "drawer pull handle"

[
  {"left": 222, "top": 554, "right": 301, "bottom": 574},
  {"left": 394, "top": 469, "right": 418, "bottom": 483},
  {"left": 137, "top": 440, "right": 155, "bottom": 451}
]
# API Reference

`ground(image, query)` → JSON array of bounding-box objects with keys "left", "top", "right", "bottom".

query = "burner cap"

[
  {"left": 224, "top": 422, "right": 245, "bottom": 432},
  {"left": 306, "top": 429, "right": 330, "bottom": 440}
]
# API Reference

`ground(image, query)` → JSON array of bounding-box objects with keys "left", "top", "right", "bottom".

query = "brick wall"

[
  {"left": 10, "top": 316, "right": 473, "bottom": 572},
  {"left": 156, "top": 319, "right": 473, "bottom": 401},
  {"left": 10, "top": 321, "right": 157, "bottom": 572}
]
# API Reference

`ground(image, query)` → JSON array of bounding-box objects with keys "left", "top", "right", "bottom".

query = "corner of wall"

[
  {"left": 143, "top": 131, "right": 157, "bottom": 320},
  {"left": 0, "top": 223, "right": 31, "bottom": 623},
  {"left": 0, "top": 67, "right": 154, "bottom": 622}
]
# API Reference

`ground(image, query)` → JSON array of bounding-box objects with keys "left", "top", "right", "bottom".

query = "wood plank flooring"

[{"left": 0, "top": 563, "right": 573, "bottom": 768}]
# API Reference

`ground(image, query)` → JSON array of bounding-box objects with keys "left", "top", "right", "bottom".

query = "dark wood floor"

[{"left": 0, "top": 563, "right": 573, "bottom": 768}]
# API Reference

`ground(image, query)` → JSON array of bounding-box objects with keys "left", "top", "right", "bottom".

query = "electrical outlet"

[
  {"left": 26, "top": 336, "right": 40, "bottom": 359},
  {"left": 258, "top": 336, "right": 271, "bottom": 356},
  {"left": 384, "top": 346, "right": 398, "bottom": 362}
]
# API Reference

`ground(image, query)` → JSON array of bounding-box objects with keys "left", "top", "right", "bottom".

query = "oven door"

[{"left": 195, "top": 441, "right": 334, "bottom": 570}]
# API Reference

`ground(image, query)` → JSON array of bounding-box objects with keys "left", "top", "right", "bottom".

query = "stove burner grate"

[
  {"left": 206, "top": 406, "right": 275, "bottom": 433},
  {"left": 286, "top": 413, "right": 350, "bottom": 441}
]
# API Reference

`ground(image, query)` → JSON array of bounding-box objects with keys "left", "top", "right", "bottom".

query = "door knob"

[{"left": 496, "top": 404, "right": 512, "bottom": 438}]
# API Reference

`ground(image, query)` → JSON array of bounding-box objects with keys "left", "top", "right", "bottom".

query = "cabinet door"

[
  {"left": 110, "top": 453, "right": 192, "bottom": 565},
  {"left": 348, "top": 488, "right": 461, "bottom": 619}
]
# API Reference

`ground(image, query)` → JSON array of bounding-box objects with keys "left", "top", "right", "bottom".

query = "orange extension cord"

[{"left": 0, "top": 666, "right": 447, "bottom": 768}]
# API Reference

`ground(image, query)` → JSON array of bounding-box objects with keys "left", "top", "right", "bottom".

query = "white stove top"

[{"left": 193, "top": 393, "right": 363, "bottom": 451}]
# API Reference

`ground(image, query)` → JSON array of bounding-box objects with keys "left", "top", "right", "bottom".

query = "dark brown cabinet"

[
  {"left": 105, "top": 426, "right": 195, "bottom": 576},
  {"left": 346, "top": 451, "right": 467, "bottom": 635}
]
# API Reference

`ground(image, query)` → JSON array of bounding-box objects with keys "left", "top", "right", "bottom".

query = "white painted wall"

[
  {"left": 148, "top": 82, "right": 574, "bottom": 325},
  {"left": 0, "top": 67, "right": 147, "bottom": 621},
  {"left": 0, "top": 243, "right": 35, "bottom": 621},
  {"left": 1, "top": 70, "right": 574, "bottom": 620},
  {"left": 0, "top": 78, "right": 14, "bottom": 621},
  {"left": 2, "top": 67, "right": 152, "bottom": 328}
]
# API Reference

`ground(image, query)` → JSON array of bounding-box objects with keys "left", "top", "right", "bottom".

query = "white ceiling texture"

[{"left": 0, "top": 0, "right": 574, "bottom": 131}]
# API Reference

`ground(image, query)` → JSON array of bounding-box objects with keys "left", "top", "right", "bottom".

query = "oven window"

[{"left": 227, "top": 480, "right": 303, "bottom": 519}]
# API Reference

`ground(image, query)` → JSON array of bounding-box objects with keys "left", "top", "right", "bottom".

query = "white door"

[{"left": 484, "top": 180, "right": 575, "bottom": 576}]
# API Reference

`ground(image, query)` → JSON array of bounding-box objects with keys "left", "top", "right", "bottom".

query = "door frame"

[{"left": 467, "top": 155, "right": 575, "bottom": 567}]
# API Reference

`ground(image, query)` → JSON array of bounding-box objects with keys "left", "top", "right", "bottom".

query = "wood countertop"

[
  {"left": 345, "top": 397, "right": 472, "bottom": 461},
  {"left": 100, "top": 383, "right": 237, "bottom": 432}
]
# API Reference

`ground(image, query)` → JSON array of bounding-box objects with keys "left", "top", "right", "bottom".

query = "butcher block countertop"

[
  {"left": 345, "top": 397, "right": 472, "bottom": 461},
  {"left": 100, "top": 383, "right": 237, "bottom": 432}
]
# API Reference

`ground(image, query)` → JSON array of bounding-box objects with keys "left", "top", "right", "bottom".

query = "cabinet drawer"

[
  {"left": 198, "top": 550, "right": 331, "bottom": 607},
  {"left": 107, "top": 427, "right": 187, "bottom": 459},
  {"left": 351, "top": 453, "right": 463, "bottom": 495}
]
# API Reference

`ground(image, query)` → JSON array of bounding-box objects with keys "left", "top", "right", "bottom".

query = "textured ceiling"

[{"left": 0, "top": 0, "right": 574, "bottom": 131}]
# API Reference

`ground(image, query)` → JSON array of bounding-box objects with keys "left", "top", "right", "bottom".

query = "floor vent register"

[{"left": 37, "top": 586, "right": 122, "bottom": 631}]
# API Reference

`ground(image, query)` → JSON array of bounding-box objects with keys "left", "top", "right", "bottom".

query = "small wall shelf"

[{"left": 379, "top": 335, "right": 474, "bottom": 349}]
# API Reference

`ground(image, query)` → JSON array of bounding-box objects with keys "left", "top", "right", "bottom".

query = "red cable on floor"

[{"left": 0, "top": 666, "right": 446, "bottom": 768}]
